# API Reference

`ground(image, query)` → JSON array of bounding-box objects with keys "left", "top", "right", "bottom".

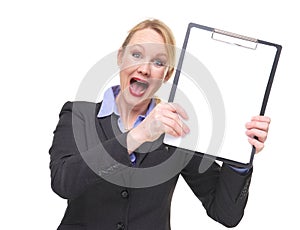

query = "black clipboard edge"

[
  {"left": 247, "top": 41, "right": 282, "bottom": 168},
  {"left": 258, "top": 40, "right": 282, "bottom": 115},
  {"left": 168, "top": 22, "right": 282, "bottom": 169}
]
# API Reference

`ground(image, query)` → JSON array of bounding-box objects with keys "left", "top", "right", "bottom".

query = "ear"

[
  {"left": 163, "top": 67, "right": 174, "bottom": 82},
  {"left": 117, "top": 48, "right": 123, "bottom": 66},
  {"left": 163, "top": 73, "right": 170, "bottom": 82}
]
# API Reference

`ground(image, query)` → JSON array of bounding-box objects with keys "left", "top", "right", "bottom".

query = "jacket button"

[
  {"left": 121, "top": 190, "right": 129, "bottom": 198},
  {"left": 116, "top": 222, "right": 125, "bottom": 230}
]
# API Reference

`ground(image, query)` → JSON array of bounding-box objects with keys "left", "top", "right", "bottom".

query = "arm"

[
  {"left": 181, "top": 158, "right": 252, "bottom": 227},
  {"left": 49, "top": 102, "right": 131, "bottom": 200},
  {"left": 180, "top": 115, "right": 271, "bottom": 227}
]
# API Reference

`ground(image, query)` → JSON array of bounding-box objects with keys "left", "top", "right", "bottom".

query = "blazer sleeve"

[
  {"left": 180, "top": 155, "right": 252, "bottom": 227},
  {"left": 49, "top": 101, "right": 132, "bottom": 200}
]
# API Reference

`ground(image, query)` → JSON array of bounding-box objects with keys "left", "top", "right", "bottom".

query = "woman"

[{"left": 49, "top": 19, "right": 270, "bottom": 230}]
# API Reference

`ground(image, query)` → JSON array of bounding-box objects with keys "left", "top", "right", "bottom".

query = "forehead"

[
  {"left": 127, "top": 28, "right": 167, "bottom": 55},
  {"left": 127, "top": 28, "right": 165, "bottom": 45}
]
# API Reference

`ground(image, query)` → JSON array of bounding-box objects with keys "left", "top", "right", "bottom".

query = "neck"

[{"left": 116, "top": 94, "right": 151, "bottom": 130}]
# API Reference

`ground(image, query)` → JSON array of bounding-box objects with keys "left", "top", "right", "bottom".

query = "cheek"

[
  {"left": 120, "top": 54, "right": 139, "bottom": 72},
  {"left": 151, "top": 67, "right": 167, "bottom": 80},
  {"left": 119, "top": 61, "right": 136, "bottom": 84},
  {"left": 119, "top": 61, "right": 138, "bottom": 78},
  {"left": 149, "top": 78, "right": 163, "bottom": 92}
]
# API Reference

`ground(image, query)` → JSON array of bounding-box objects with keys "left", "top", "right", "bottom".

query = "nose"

[{"left": 137, "top": 62, "right": 151, "bottom": 76}]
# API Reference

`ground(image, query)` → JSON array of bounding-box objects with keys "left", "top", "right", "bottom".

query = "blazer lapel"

[
  {"left": 97, "top": 114, "right": 121, "bottom": 141},
  {"left": 94, "top": 102, "right": 118, "bottom": 141}
]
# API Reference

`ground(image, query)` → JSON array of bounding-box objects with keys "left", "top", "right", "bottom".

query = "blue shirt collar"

[{"left": 97, "top": 85, "right": 120, "bottom": 117}]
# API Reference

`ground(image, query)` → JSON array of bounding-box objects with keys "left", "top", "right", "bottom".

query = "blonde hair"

[{"left": 121, "top": 19, "right": 176, "bottom": 81}]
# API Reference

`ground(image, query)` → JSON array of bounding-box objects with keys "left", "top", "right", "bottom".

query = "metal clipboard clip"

[{"left": 212, "top": 28, "right": 258, "bottom": 50}]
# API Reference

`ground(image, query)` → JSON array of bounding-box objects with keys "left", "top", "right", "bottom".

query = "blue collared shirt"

[{"left": 97, "top": 85, "right": 156, "bottom": 163}]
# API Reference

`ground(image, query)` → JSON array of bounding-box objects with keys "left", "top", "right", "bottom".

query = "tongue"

[{"left": 130, "top": 81, "right": 147, "bottom": 96}]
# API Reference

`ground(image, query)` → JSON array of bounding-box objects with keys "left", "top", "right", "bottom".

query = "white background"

[{"left": 0, "top": 0, "right": 299, "bottom": 229}]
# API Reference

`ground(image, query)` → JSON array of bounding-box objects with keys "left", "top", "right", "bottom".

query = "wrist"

[{"left": 127, "top": 126, "right": 147, "bottom": 154}]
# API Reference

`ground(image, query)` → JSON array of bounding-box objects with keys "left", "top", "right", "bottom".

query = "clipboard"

[{"left": 162, "top": 23, "right": 282, "bottom": 168}]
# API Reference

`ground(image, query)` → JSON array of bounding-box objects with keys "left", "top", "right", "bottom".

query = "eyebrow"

[
  {"left": 128, "top": 44, "right": 145, "bottom": 51},
  {"left": 155, "top": 53, "right": 168, "bottom": 59},
  {"left": 129, "top": 44, "right": 168, "bottom": 57}
]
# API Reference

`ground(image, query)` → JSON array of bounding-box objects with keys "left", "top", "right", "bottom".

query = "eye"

[
  {"left": 132, "top": 52, "right": 142, "bottom": 59},
  {"left": 153, "top": 58, "right": 166, "bottom": 67}
]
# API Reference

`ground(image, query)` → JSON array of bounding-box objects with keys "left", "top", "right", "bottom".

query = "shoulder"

[
  {"left": 58, "top": 101, "right": 102, "bottom": 123},
  {"left": 60, "top": 101, "right": 101, "bottom": 110}
]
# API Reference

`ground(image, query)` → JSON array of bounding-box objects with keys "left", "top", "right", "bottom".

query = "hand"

[
  {"left": 127, "top": 102, "right": 190, "bottom": 153},
  {"left": 245, "top": 116, "right": 271, "bottom": 153}
]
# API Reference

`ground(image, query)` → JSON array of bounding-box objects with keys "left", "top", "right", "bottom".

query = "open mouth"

[{"left": 129, "top": 77, "right": 149, "bottom": 97}]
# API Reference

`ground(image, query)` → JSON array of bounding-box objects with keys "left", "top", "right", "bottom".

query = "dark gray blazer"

[{"left": 49, "top": 101, "right": 252, "bottom": 230}]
